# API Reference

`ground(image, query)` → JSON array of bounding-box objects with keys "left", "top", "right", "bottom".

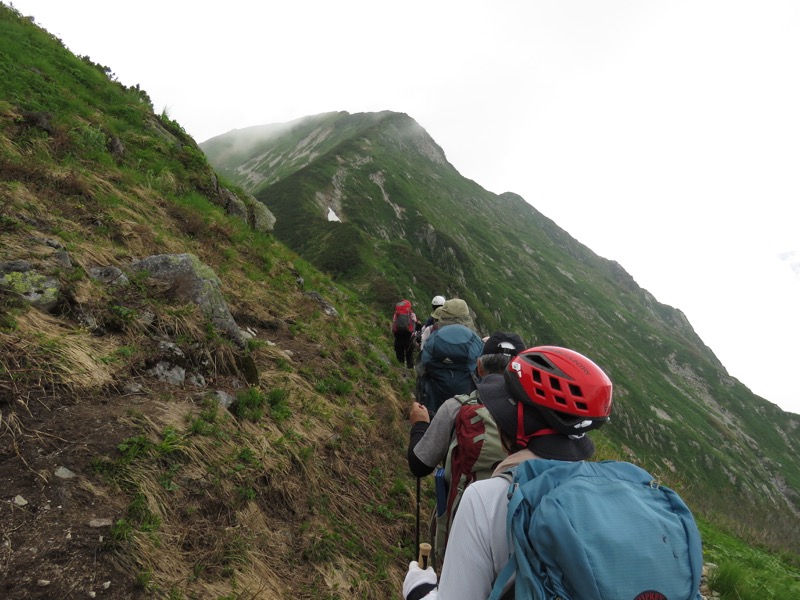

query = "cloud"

[{"left": 779, "top": 251, "right": 800, "bottom": 279}]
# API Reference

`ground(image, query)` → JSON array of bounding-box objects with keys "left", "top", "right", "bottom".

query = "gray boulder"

[
  {"left": 0, "top": 260, "right": 32, "bottom": 274},
  {"left": 0, "top": 269, "right": 60, "bottom": 312},
  {"left": 130, "top": 253, "right": 246, "bottom": 348},
  {"left": 249, "top": 198, "right": 276, "bottom": 233},
  {"left": 147, "top": 361, "right": 186, "bottom": 386},
  {"left": 223, "top": 188, "right": 248, "bottom": 221}
]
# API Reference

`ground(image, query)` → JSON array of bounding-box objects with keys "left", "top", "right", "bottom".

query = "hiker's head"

[
  {"left": 476, "top": 331, "right": 525, "bottom": 375},
  {"left": 507, "top": 346, "right": 613, "bottom": 434},
  {"left": 432, "top": 298, "right": 473, "bottom": 329},
  {"left": 482, "top": 346, "right": 613, "bottom": 460},
  {"left": 431, "top": 295, "right": 445, "bottom": 312}
]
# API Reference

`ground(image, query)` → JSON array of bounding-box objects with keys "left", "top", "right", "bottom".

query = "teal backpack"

[
  {"left": 488, "top": 459, "right": 704, "bottom": 600},
  {"left": 418, "top": 324, "right": 483, "bottom": 413}
]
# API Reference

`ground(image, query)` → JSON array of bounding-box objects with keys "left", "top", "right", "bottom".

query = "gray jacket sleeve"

[{"left": 411, "top": 398, "right": 462, "bottom": 469}]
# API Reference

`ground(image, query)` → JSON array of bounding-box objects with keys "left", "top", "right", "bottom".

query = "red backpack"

[
  {"left": 391, "top": 300, "right": 415, "bottom": 334},
  {"left": 433, "top": 389, "right": 506, "bottom": 565}
]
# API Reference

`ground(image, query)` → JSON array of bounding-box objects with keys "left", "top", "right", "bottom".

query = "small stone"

[
  {"left": 213, "top": 390, "right": 234, "bottom": 409},
  {"left": 53, "top": 250, "right": 72, "bottom": 268},
  {"left": 88, "top": 266, "right": 128, "bottom": 286},
  {"left": 88, "top": 592, "right": 96, "bottom": 598},
  {"left": 13, "top": 495, "right": 28, "bottom": 506},
  {"left": 123, "top": 382, "right": 143, "bottom": 394},
  {"left": 55, "top": 466, "right": 77, "bottom": 479},
  {"left": 158, "top": 340, "right": 185, "bottom": 357},
  {"left": 102, "top": 581, "right": 111, "bottom": 589},
  {"left": 147, "top": 361, "right": 185, "bottom": 386},
  {"left": 188, "top": 373, "right": 206, "bottom": 387},
  {"left": 88, "top": 518, "right": 113, "bottom": 528},
  {"left": 37, "top": 580, "right": 50, "bottom": 587}
]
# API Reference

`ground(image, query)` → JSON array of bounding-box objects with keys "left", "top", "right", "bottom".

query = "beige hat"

[{"left": 432, "top": 298, "right": 474, "bottom": 329}]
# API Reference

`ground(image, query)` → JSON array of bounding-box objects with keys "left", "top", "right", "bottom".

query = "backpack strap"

[
  {"left": 453, "top": 389, "right": 480, "bottom": 408},
  {"left": 470, "top": 370, "right": 481, "bottom": 390},
  {"left": 487, "top": 467, "right": 521, "bottom": 600},
  {"left": 488, "top": 555, "right": 518, "bottom": 600}
]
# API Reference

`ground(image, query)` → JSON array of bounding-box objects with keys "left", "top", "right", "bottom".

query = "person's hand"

[
  {"left": 409, "top": 402, "right": 430, "bottom": 425},
  {"left": 403, "top": 560, "right": 437, "bottom": 600}
]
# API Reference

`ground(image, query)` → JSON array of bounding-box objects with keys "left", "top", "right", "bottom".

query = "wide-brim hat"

[
  {"left": 432, "top": 298, "right": 469, "bottom": 320},
  {"left": 432, "top": 298, "right": 474, "bottom": 329},
  {"left": 477, "top": 377, "right": 595, "bottom": 461}
]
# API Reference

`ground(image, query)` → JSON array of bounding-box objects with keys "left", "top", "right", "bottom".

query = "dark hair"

[{"left": 476, "top": 353, "right": 513, "bottom": 374}]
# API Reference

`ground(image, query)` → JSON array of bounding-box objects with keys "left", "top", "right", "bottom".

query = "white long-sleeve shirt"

[
  {"left": 435, "top": 476, "right": 511, "bottom": 599},
  {"left": 421, "top": 450, "right": 538, "bottom": 600}
]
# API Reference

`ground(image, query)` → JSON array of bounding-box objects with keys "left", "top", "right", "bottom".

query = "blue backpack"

[
  {"left": 488, "top": 459, "right": 704, "bottom": 600},
  {"left": 417, "top": 324, "right": 483, "bottom": 413}
]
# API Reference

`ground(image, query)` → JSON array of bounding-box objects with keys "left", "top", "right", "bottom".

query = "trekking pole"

[
  {"left": 415, "top": 476, "right": 421, "bottom": 553},
  {"left": 418, "top": 542, "right": 432, "bottom": 570},
  {"left": 414, "top": 460, "right": 432, "bottom": 570}
]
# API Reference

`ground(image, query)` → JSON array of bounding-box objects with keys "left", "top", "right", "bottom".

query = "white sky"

[{"left": 10, "top": 0, "right": 800, "bottom": 414}]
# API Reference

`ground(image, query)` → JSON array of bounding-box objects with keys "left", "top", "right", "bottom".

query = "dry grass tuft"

[
  {"left": 69, "top": 243, "right": 123, "bottom": 275},
  {"left": 1, "top": 309, "right": 116, "bottom": 402}
]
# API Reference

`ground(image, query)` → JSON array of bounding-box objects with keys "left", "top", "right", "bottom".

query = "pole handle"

[{"left": 418, "top": 542, "right": 432, "bottom": 570}]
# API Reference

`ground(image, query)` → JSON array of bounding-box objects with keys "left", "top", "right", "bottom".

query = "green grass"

[
  {"left": 699, "top": 519, "right": 800, "bottom": 598},
  {"left": 231, "top": 387, "right": 267, "bottom": 422}
]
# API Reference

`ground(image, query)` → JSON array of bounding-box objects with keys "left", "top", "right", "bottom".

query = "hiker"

[
  {"left": 403, "top": 346, "right": 614, "bottom": 600},
  {"left": 417, "top": 295, "right": 446, "bottom": 351},
  {"left": 409, "top": 331, "right": 526, "bottom": 567},
  {"left": 416, "top": 299, "right": 483, "bottom": 414},
  {"left": 407, "top": 331, "right": 526, "bottom": 478},
  {"left": 392, "top": 299, "right": 418, "bottom": 368}
]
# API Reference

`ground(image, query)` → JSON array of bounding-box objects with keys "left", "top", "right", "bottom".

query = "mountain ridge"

[{"left": 203, "top": 110, "right": 729, "bottom": 373}]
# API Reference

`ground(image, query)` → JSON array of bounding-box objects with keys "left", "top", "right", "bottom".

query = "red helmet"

[{"left": 504, "top": 346, "right": 612, "bottom": 435}]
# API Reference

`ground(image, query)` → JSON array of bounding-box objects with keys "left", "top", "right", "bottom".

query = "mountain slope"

[
  {"left": 203, "top": 112, "right": 800, "bottom": 553},
  {"left": 2, "top": 4, "right": 799, "bottom": 598},
  {"left": 0, "top": 6, "right": 417, "bottom": 598}
]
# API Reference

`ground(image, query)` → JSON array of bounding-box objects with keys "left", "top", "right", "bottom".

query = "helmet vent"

[
  {"left": 549, "top": 377, "right": 562, "bottom": 391},
  {"left": 554, "top": 396, "right": 567, "bottom": 406},
  {"left": 535, "top": 388, "right": 546, "bottom": 398},
  {"left": 575, "top": 401, "right": 588, "bottom": 411},
  {"left": 528, "top": 354, "right": 555, "bottom": 370},
  {"left": 532, "top": 370, "right": 542, "bottom": 384},
  {"left": 569, "top": 384, "right": 583, "bottom": 397}
]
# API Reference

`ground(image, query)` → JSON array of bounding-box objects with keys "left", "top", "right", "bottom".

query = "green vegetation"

[
  {"left": 231, "top": 387, "right": 268, "bottom": 421},
  {"left": 700, "top": 519, "right": 800, "bottom": 598}
]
